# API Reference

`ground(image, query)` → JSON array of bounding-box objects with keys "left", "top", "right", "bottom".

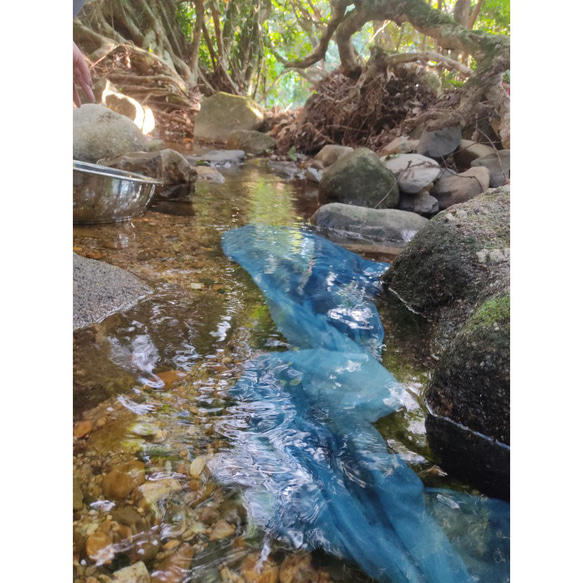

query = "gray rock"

[
  {"left": 314, "top": 145, "right": 354, "bottom": 167},
  {"left": 112, "top": 561, "right": 150, "bottom": 582},
  {"left": 318, "top": 148, "right": 399, "bottom": 209},
  {"left": 305, "top": 167, "right": 322, "bottom": 183},
  {"left": 187, "top": 149, "right": 246, "bottom": 167},
  {"left": 381, "top": 187, "right": 510, "bottom": 497},
  {"left": 226, "top": 129, "right": 276, "bottom": 156},
  {"left": 379, "top": 136, "right": 419, "bottom": 157},
  {"left": 311, "top": 202, "right": 428, "bottom": 247},
  {"left": 193, "top": 92, "right": 264, "bottom": 141},
  {"left": 268, "top": 161, "right": 302, "bottom": 180},
  {"left": 454, "top": 139, "right": 497, "bottom": 169},
  {"left": 430, "top": 167, "right": 490, "bottom": 209},
  {"left": 471, "top": 150, "right": 510, "bottom": 187},
  {"left": 73, "top": 253, "right": 151, "bottom": 330},
  {"left": 384, "top": 153, "right": 441, "bottom": 194},
  {"left": 416, "top": 125, "right": 462, "bottom": 159},
  {"left": 397, "top": 190, "right": 439, "bottom": 215},
  {"left": 195, "top": 165, "right": 226, "bottom": 183},
  {"left": 73, "top": 104, "right": 159, "bottom": 163}
]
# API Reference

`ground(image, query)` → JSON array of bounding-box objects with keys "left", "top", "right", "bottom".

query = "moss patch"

[{"left": 465, "top": 294, "right": 510, "bottom": 333}]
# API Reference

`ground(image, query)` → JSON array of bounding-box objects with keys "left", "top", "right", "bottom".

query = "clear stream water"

[{"left": 72, "top": 157, "right": 507, "bottom": 582}]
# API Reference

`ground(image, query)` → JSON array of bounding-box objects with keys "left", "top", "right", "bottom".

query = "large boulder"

[
  {"left": 381, "top": 186, "right": 510, "bottom": 498},
  {"left": 425, "top": 289, "right": 510, "bottom": 499},
  {"left": 318, "top": 148, "right": 399, "bottom": 209},
  {"left": 73, "top": 104, "right": 160, "bottom": 163},
  {"left": 311, "top": 202, "right": 429, "bottom": 247},
  {"left": 193, "top": 92, "right": 264, "bottom": 141}
]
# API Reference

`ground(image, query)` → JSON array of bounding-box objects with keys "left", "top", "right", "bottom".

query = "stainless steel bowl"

[{"left": 73, "top": 160, "right": 162, "bottom": 224}]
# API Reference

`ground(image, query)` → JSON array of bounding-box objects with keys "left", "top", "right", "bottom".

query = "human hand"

[{"left": 73, "top": 42, "right": 95, "bottom": 107}]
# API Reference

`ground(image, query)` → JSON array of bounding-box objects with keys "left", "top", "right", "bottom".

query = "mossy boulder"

[
  {"left": 194, "top": 92, "right": 264, "bottom": 141},
  {"left": 381, "top": 186, "right": 510, "bottom": 498},
  {"left": 318, "top": 148, "right": 399, "bottom": 209},
  {"left": 425, "top": 291, "right": 510, "bottom": 499},
  {"left": 382, "top": 186, "right": 510, "bottom": 341}
]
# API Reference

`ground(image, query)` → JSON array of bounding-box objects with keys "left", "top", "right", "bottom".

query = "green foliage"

[
  {"left": 476, "top": 0, "right": 510, "bottom": 35},
  {"left": 175, "top": 0, "right": 509, "bottom": 108}
]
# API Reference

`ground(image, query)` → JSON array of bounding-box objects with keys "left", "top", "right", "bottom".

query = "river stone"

[
  {"left": 187, "top": 149, "right": 246, "bottom": 167},
  {"left": 314, "top": 144, "right": 354, "bottom": 167},
  {"left": 151, "top": 543, "right": 195, "bottom": 583},
  {"left": 226, "top": 129, "right": 276, "bottom": 156},
  {"left": 416, "top": 125, "right": 462, "bottom": 159},
  {"left": 195, "top": 165, "right": 226, "bottom": 183},
  {"left": 397, "top": 190, "right": 439, "bottom": 215},
  {"left": 384, "top": 153, "right": 441, "bottom": 194},
  {"left": 139, "top": 479, "right": 182, "bottom": 507},
  {"left": 318, "top": 148, "right": 399, "bottom": 209},
  {"left": 99, "top": 149, "right": 196, "bottom": 186},
  {"left": 430, "top": 167, "right": 490, "bottom": 209},
  {"left": 73, "top": 476, "right": 84, "bottom": 511},
  {"left": 454, "top": 139, "right": 497, "bottom": 169},
  {"left": 112, "top": 561, "right": 150, "bottom": 583},
  {"left": 73, "top": 253, "right": 151, "bottom": 330},
  {"left": 193, "top": 92, "right": 264, "bottom": 141},
  {"left": 74, "top": 104, "right": 160, "bottom": 163},
  {"left": 311, "top": 202, "right": 428, "bottom": 247},
  {"left": 379, "top": 137, "right": 419, "bottom": 157},
  {"left": 103, "top": 461, "right": 146, "bottom": 499},
  {"left": 471, "top": 150, "right": 510, "bottom": 187}
]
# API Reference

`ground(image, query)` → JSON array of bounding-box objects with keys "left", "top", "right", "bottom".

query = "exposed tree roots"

[
  {"left": 87, "top": 44, "right": 202, "bottom": 143},
  {"left": 267, "top": 65, "right": 441, "bottom": 155}
]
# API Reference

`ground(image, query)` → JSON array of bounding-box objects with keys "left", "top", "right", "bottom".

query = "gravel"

[{"left": 73, "top": 253, "right": 151, "bottom": 330}]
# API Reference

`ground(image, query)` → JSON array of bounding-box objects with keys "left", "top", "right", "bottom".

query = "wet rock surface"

[
  {"left": 382, "top": 186, "right": 510, "bottom": 498},
  {"left": 311, "top": 202, "right": 429, "bottom": 247}
]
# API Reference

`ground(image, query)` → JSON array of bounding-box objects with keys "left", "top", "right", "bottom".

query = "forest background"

[{"left": 1, "top": 2, "right": 581, "bottom": 582}]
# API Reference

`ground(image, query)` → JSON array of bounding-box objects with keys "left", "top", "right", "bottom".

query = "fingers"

[{"left": 73, "top": 42, "right": 95, "bottom": 106}]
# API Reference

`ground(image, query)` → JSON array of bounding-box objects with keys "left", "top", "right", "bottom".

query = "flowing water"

[{"left": 73, "top": 156, "right": 504, "bottom": 582}]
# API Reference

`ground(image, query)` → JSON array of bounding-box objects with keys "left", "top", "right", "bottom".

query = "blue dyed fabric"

[{"left": 214, "top": 224, "right": 509, "bottom": 583}]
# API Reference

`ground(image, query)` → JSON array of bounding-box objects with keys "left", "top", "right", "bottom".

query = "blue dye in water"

[{"left": 212, "top": 224, "right": 509, "bottom": 583}]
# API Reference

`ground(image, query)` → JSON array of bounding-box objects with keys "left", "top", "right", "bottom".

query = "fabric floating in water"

[{"left": 213, "top": 224, "right": 509, "bottom": 583}]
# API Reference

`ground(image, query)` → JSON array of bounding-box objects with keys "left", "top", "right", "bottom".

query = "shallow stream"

[{"left": 73, "top": 156, "right": 491, "bottom": 582}]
